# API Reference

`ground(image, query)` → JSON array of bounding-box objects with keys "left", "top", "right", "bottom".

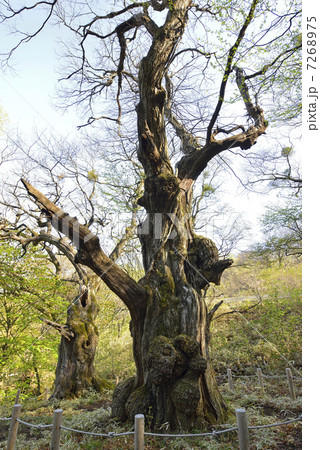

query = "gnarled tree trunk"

[
  {"left": 45, "top": 287, "right": 106, "bottom": 399},
  {"left": 112, "top": 184, "right": 232, "bottom": 429},
  {"left": 20, "top": 0, "right": 267, "bottom": 431}
]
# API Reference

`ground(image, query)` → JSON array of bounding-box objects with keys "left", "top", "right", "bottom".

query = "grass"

[{"left": 0, "top": 374, "right": 302, "bottom": 449}]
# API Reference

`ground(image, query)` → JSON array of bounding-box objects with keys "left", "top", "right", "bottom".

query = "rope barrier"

[
  {"left": 60, "top": 425, "right": 134, "bottom": 437},
  {"left": 217, "top": 372, "right": 301, "bottom": 380},
  {"left": 230, "top": 373, "right": 301, "bottom": 380},
  {"left": 2, "top": 404, "right": 302, "bottom": 450},
  {"left": 248, "top": 416, "right": 302, "bottom": 430},
  {"left": 0, "top": 417, "right": 11, "bottom": 421},
  {"left": 144, "top": 426, "right": 239, "bottom": 438},
  {"left": 143, "top": 416, "right": 301, "bottom": 438},
  {"left": 233, "top": 374, "right": 256, "bottom": 378},
  {"left": 262, "top": 374, "right": 287, "bottom": 379},
  {"left": 17, "top": 418, "right": 52, "bottom": 429},
  {"left": 8, "top": 414, "right": 301, "bottom": 437}
]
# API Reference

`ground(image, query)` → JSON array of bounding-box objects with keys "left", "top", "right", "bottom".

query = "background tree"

[
  {"left": 0, "top": 240, "right": 70, "bottom": 399},
  {"left": 0, "top": 0, "right": 301, "bottom": 430},
  {"left": 0, "top": 134, "right": 142, "bottom": 399},
  {"left": 252, "top": 195, "right": 302, "bottom": 264}
]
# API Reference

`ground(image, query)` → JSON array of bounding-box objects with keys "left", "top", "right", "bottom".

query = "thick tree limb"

[
  {"left": 137, "top": 0, "right": 192, "bottom": 177},
  {"left": 177, "top": 120, "right": 267, "bottom": 181},
  {"left": 151, "top": 0, "right": 169, "bottom": 11},
  {"left": 235, "top": 67, "right": 261, "bottom": 125},
  {"left": 20, "top": 179, "right": 148, "bottom": 315}
]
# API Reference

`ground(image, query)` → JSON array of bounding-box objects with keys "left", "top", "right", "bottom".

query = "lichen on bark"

[{"left": 50, "top": 288, "right": 108, "bottom": 399}]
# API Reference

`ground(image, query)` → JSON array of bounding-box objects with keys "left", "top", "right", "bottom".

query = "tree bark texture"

[
  {"left": 50, "top": 287, "right": 107, "bottom": 399},
  {"left": 21, "top": 0, "right": 268, "bottom": 430}
]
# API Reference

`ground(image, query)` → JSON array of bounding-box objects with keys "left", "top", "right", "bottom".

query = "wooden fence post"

[
  {"left": 44, "top": 388, "right": 49, "bottom": 401},
  {"left": 286, "top": 368, "right": 296, "bottom": 400},
  {"left": 7, "top": 404, "right": 22, "bottom": 450},
  {"left": 51, "top": 409, "right": 63, "bottom": 450},
  {"left": 236, "top": 408, "right": 250, "bottom": 450},
  {"left": 134, "top": 414, "right": 144, "bottom": 450},
  {"left": 14, "top": 390, "right": 20, "bottom": 405},
  {"left": 257, "top": 368, "right": 265, "bottom": 392},
  {"left": 227, "top": 368, "right": 234, "bottom": 390}
]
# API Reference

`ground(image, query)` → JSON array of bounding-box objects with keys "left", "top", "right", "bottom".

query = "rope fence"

[
  {"left": 223, "top": 366, "right": 300, "bottom": 400},
  {"left": 1, "top": 402, "right": 302, "bottom": 450},
  {"left": 1, "top": 366, "right": 302, "bottom": 449}
]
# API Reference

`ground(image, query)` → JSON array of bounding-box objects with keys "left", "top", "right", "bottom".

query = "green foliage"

[
  {"left": 214, "top": 255, "right": 301, "bottom": 373},
  {"left": 168, "top": 0, "right": 175, "bottom": 10},
  {"left": 281, "top": 146, "right": 293, "bottom": 157},
  {"left": 87, "top": 170, "right": 99, "bottom": 182},
  {"left": 253, "top": 194, "right": 302, "bottom": 263},
  {"left": 94, "top": 290, "right": 135, "bottom": 383},
  {"left": 0, "top": 242, "right": 71, "bottom": 400}
]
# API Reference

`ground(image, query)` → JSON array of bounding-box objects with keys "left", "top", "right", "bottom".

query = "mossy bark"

[
  {"left": 109, "top": 0, "right": 232, "bottom": 430},
  {"left": 112, "top": 209, "right": 232, "bottom": 429},
  {"left": 51, "top": 288, "right": 107, "bottom": 399}
]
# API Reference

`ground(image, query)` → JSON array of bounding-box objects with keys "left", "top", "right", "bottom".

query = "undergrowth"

[{"left": 0, "top": 376, "right": 302, "bottom": 449}]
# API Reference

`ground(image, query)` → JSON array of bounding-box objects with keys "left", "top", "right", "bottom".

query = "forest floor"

[{"left": 0, "top": 373, "right": 302, "bottom": 449}]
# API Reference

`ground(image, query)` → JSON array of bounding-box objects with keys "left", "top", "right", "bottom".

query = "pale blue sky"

[{"left": 1, "top": 13, "right": 80, "bottom": 136}]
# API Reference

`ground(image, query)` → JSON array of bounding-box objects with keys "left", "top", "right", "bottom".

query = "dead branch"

[
  {"left": 212, "top": 300, "right": 262, "bottom": 321},
  {"left": 40, "top": 318, "right": 75, "bottom": 340}
]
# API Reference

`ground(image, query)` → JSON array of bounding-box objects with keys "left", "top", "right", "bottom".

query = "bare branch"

[
  {"left": 79, "top": 2, "right": 149, "bottom": 31},
  {"left": 206, "top": 0, "right": 260, "bottom": 144},
  {"left": 0, "top": 0, "right": 58, "bottom": 62},
  {"left": 212, "top": 300, "right": 262, "bottom": 321},
  {"left": 244, "top": 44, "right": 302, "bottom": 80}
]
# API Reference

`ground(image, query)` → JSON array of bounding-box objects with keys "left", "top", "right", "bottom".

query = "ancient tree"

[{"left": 1, "top": 0, "right": 301, "bottom": 430}]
